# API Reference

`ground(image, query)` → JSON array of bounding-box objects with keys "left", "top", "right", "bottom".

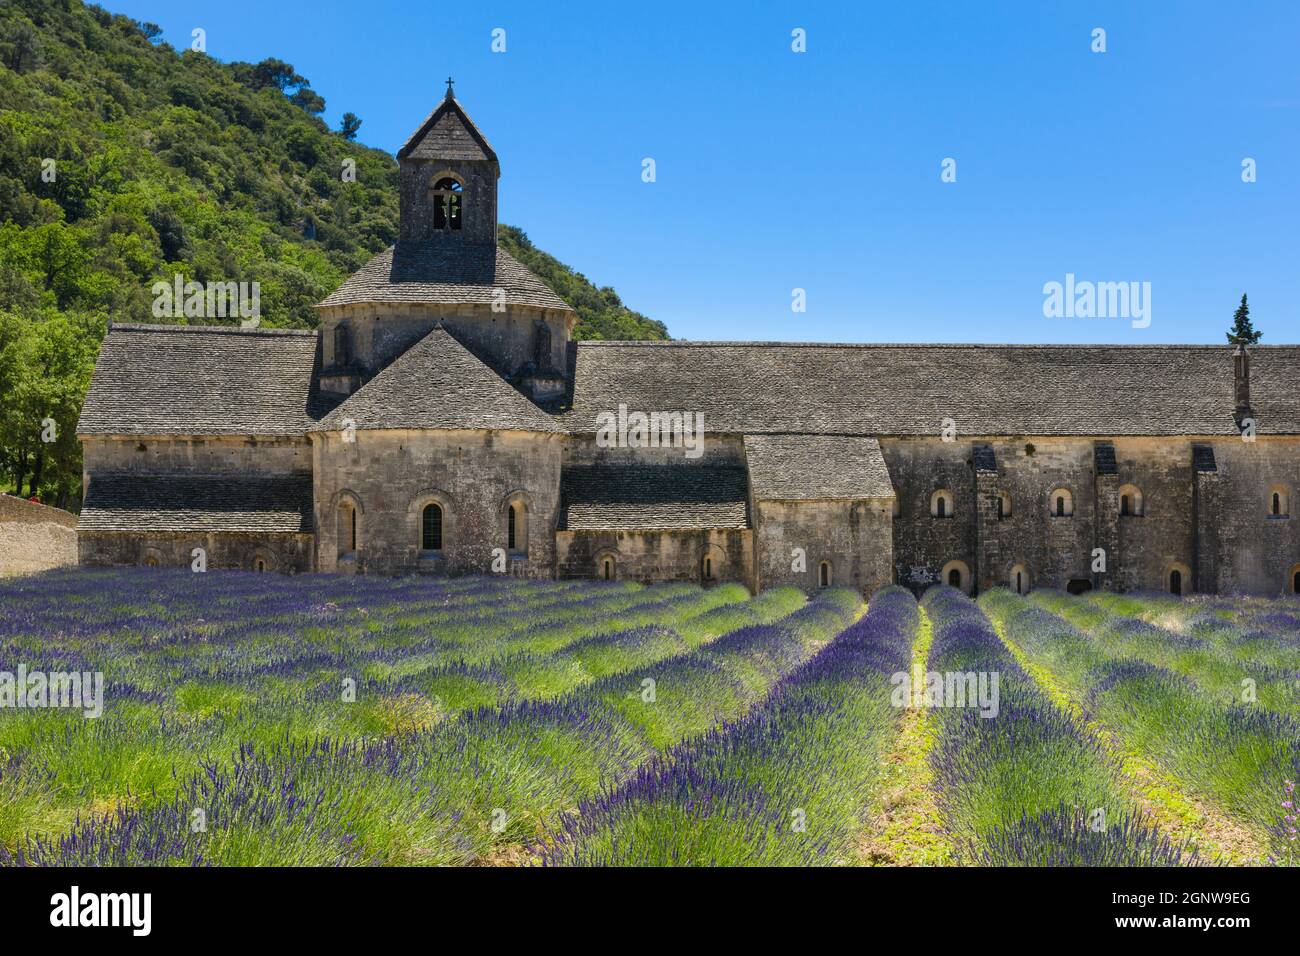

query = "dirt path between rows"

[{"left": 855, "top": 609, "right": 954, "bottom": 865}]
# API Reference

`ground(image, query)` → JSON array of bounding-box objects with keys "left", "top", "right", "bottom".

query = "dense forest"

[{"left": 0, "top": 0, "right": 667, "bottom": 509}]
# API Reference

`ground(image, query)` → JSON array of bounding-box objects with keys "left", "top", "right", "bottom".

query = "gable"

[{"left": 398, "top": 98, "right": 497, "bottom": 163}]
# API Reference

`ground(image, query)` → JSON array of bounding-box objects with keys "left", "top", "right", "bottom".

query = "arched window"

[
  {"left": 931, "top": 490, "right": 954, "bottom": 519},
  {"left": 1010, "top": 564, "right": 1029, "bottom": 595},
  {"left": 254, "top": 557, "right": 266, "bottom": 573},
  {"left": 1270, "top": 485, "right": 1291, "bottom": 517},
  {"left": 1166, "top": 562, "right": 1190, "bottom": 596},
  {"left": 996, "top": 492, "right": 1012, "bottom": 520},
  {"left": 1050, "top": 488, "right": 1074, "bottom": 517},
  {"left": 703, "top": 554, "right": 714, "bottom": 580},
  {"left": 422, "top": 503, "right": 443, "bottom": 551},
  {"left": 940, "top": 560, "right": 971, "bottom": 595},
  {"left": 601, "top": 555, "right": 615, "bottom": 581},
  {"left": 1289, "top": 564, "right": 1300, "bottom": 594},
  {"left": 431, "top": 176, "right": 463, "bottom": 231},
  {"left": 819, "top": 561, "right": 832, "bottom": 588},
  {"left": 503, "top": 496, "right": 528, "bottom": 554},
  {"left": 1118, "top": 484, "right": 1143, "bottom": 517},
  {"left": 337, "top": 500, "right": 358, "bottom": 558}
]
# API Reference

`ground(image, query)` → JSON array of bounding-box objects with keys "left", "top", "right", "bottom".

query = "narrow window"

[
  {"left": 422, "top": 504, "right": 443, "bottom": 551},
  {"left": 948, "top": 568, "right": 961, "bottom": 588},
  {"left": 1274, "top": 492, "right": 1282, "bottom": 516},
  {"left": 937, "top": 496, "right": 947, "bottom": 519},
  {"left": 432, "top": 177, "right": 463, "bottom": 231},
  {"left": 1016, "top": 570, "right": 1024, "bottom": 594},
  {"left": 337, "top": 502, "right": 358, "bottom": 557},
  {"left": 507, "top": 504, "right": 516, "bottom": 550},
  {"left": 996, "top": 497, "right": 1004, "bottom": 520},
  {"left": 703, "top": 555, "right": 713, "bottom": 580},
  {"left": 1293, "top": 570, "right": 1299, "bottom": 594},
  {"left": 333, "top": 326, "right": 350, "bottom": 367},
  {"left": 1055, "top": 496, "right": 1065, "bottom": 517},
  {"left": 602, "top": 557, "right": 614, "bottom": 581},
  {"left": 1169, "top": 569, "right": 1183, "bottom": 595},
  {"left": 254, "top": 557, "right": 266, "bottom": 573},
  {"left": 1121, "top": 495, "right": 1131, "bottom": 516},
  {"left": 819, "top": 561, "right": 831, "bottom": 587}
]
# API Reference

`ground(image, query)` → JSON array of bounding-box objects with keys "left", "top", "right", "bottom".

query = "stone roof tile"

[
  {"left": 79, "top": 474, "right": 313, "bottom": 533},
  {"left": 312, "top": 325, "right": 562, "bottom": 433},
  {"left": 744, "top": 435, "right": 894, "bottom": 500},
  {"left": 317, "top": 243, "right": 572, "bottom": 312},
  {"left": 563, "top": 342, "right": 1300, "bottom": 437},
  {"left": 77, "top": 324, "right": 331, "bottom": 437},
  {"left": 559, "top": 464, "right": 749, "bottom": 531}
]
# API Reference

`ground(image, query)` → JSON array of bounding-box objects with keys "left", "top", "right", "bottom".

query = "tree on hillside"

[
  {"left": 1, "top": 21, "right": 39, "bottom": 73},
  {"left": 290, "top": 87, "right": 326, "bottom": 115},
  {"left": 340, "top": 113, "right": 363, "bottom": 141},
  {"left": 1226, "top": 293, "right": 1262, "bottom": 346},
  {"left": 248, "top": 58, "right": 305, "bottom": 92}
]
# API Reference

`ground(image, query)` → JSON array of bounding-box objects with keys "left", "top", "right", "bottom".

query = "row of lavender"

[
  {"left": 1, "top": 585, "right": 862, "bottom": 864},
  {"left": 981, "top": 589, "right": 1300, "bottom": 863},
  {"left": 923, "top": 586, "right": 1197, "bottom": 865},
  {"left": 1031, "top": 590, "right": 1300, "bottom": 717},
  {"left": 0, "top": 570, "right": 801, "bottom": 857},
  {"left": 543, "top": 586, "right": 920, "bottom": 865}
]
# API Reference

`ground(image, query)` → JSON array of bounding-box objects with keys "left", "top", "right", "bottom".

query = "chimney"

[{"left": 1233, "top": 344, "right": 1252, "bottom": 426}]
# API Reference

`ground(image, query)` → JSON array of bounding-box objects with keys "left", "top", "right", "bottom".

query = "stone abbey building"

[{"left": 76, "top": 93, "right": 1300, "bottom": 597}]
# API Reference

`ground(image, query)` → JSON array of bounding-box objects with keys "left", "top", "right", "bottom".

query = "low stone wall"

[{"left": 0, "top": 494, "right": 79, "bottom": 577}]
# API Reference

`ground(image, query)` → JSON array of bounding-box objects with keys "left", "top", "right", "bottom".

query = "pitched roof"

[
  {"left": 79, "top": 474, "right": 313, "bottom": 533},
  {"left": 744, "top": 435, "right": 894, "bottom": 501},
  {"left": 559, "top": 465, "right": 749, "bottom": 531},
  {"left": 77, "top": 324, "right": 332, "bottom": 437},
  {"left": 312, "top": 326, "right": 562, "bottom": 434},
  {"left": 316, "top": 243, "right": 572, "bottom": 312},
  {"left": 564, "top": 343, "right": 1300, "bottom": 437},
  {"left": 398, "top": 96, "right": 497, "bottom": 163}
]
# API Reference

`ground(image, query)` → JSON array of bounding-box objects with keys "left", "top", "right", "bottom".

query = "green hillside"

[{"left": 0, "top": 0, "right": 666, "bottom": 508}]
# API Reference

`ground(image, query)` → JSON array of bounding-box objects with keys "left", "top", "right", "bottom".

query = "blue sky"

[{"left": 111, "top": 1, "right": 1297, "bottom": 344}]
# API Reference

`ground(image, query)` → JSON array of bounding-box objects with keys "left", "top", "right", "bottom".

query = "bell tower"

[{"left": 397, "top": 79, "right": 499, "bottom": 246}]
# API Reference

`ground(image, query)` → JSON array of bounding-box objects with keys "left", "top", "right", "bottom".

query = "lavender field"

[{"left": 0, "top": 569, "right": 1295, "bottom": 866}]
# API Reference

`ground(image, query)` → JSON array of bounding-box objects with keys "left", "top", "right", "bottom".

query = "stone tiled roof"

[
  {"left": 78, "top": 324, "right": 331, "bottom": 437},
  {"left": 559, "top": 465, "right": 750, "bottom": 531},
  {"left": 79, "top": 474, "right": 313, "bottom": 533},
  {"left": 398, "top": 97, "right": 497, "bottom": 163},
  {"left": 317, "top": 243, "right": 572, "bottom": 312},
  {"left": 744, "top": 435, "right": 894, "bottom": 500},
  {"left": 563, "top": 343, "right": 1300, "bottom": 437},
  {"left": 313, "top": 326, "right": 562, "bottom": 434}
]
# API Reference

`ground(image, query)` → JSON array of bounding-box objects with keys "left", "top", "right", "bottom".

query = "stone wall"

[
  {"left": 1204, "top": 437, "right": 1300, "bottom": 594},
  {"left": 752, "top": 498, "right": 893, "bottom": 596},
  {"left": 556, "top": 528, "right": 752, "bottom": 587},
  {"left": 879, "top": 435, "right": 1300, "bottom": 596},
  {"left": 312, "top": 427, "right": 563, "bottom": 577},
  {"left": 399, "top": 157, "right": 497, "bottom": 245},
  {"left": 77, "top": 531, "right": 314, "bottom": 573},
  {"left": 319, "top": 302, "right": 572, "bottom": 386},
  {"left": 82, "top": 436, "right": 311, "bottom": 477},
  {"left": 0, "top": 494, "right": 78, "bottom": 527}
]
